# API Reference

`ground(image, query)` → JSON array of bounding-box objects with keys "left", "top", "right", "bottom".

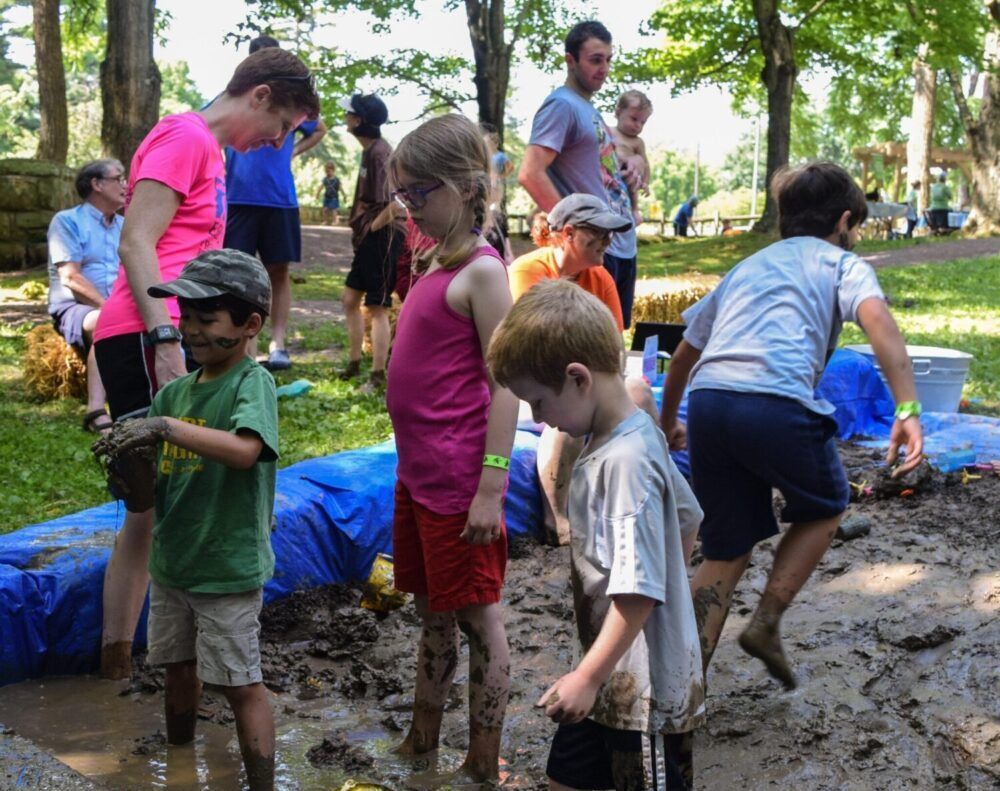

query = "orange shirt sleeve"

[
  {"left": 510, "top": 259, "right": 544, "bottom": 302},
  {"left": 585, "top": 269, "right": 624, "bottom": 332}
]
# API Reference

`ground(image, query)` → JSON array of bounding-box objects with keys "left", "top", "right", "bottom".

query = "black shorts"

[
  {"left": 547, "top": 718, "right": 693, "bottom": 791},
  {"left": 344, "top": 227, "right": 403, "bottom": 307},
  {"left": 93, "top": 332, "right": 197, "bottom": 421},
  {"left": 224, "top": 204, "right": 302, "bottom": 265},
  {"left": 603, "top": 252, "right": 637, "bottom": 330},
  {"left": 687, "top": 389, "right": 850, "bottom": 561}
]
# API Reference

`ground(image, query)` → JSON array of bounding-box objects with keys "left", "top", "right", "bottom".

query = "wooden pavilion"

[{"left": 852, "top": 142, "right": 973, "bottom": 202}]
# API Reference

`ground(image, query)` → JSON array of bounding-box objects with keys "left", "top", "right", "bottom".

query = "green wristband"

[
  {"left": 483, "top": 454, "right": 510, "bottom": 471},
  {"left": 894, "top": 400, "right": 922, "bottom": 420}
]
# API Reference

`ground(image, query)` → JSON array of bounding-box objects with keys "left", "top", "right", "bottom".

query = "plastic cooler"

[{"left": 843, "top": 344, "right": 973, "bottom": 413}]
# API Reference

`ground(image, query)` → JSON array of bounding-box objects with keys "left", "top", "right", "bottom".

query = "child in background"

[
  {"left": 611, "top": 90, "right": 653, "bottom": 226},
  {"left": 488, "top": 279, "right": 705, "bottom": 791},
  {"left": 385, "top": 114, "right": 519, "bottom": 786},
  {"left": 661, "top": 162, "right": 924, "bottom": 689},
  {"left": 93, "top": 249, "right": 279, "bottom": 790},
  {"left": 319, "top": 162, "right": 344, "bottom": 225}
]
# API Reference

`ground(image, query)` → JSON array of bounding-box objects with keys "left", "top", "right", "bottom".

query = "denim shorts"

[{"left": 687, "top": 389, "right": 849, "bottom": 561}]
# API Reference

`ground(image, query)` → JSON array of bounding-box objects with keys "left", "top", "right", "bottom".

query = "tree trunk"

[
  {"left": 32, "top": 0, "right": 68, "bottom": 164},
  {"left": 906, "top": 47, "right": 936, "bottom": 211},
  {"left": 464, "top": 0, "right": 511, "bottom": 144},
  {"left": 947, "top": 2, "right": 1000, "bottom": 235},
  {"left": 752, "top": 0, "right": 797, "bottom": 233},
  {"left": 101, "top": 0, "right": 161, "bottom": 168}
]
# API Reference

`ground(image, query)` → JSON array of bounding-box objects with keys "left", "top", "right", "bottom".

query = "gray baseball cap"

[
  {"left": 547, "top": 193, "right": 633, "bottom": 232},
  {"left": 148, "top": 249, "right": 272, "bottom": 315}
]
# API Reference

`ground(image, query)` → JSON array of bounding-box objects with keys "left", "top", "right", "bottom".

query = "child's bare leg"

[
  {"left": 101, "top": 509, "right": 153, "bottom": 678},
  {"left": 739, "top": 514, "right": 842, "bottom": 689},
  {"left": 689, "top": 553, "right": 751, "bottom": 672},
  {"left": 681, "top": 528, "right": 697, "bottom": 568},
  {"left": 536, "top": 427, "right": 584, "bottom": 546},
  {"left": 164, "top": 660, "right": 201, "bottom": 745},
  {"left": 222, "top": 682, "right": 275, "bottom": 791},
  {"left": 455, "top": 602, "right": 510, "bottom": 782},
  {"left": 395, "top": 596, "right": 460, "bottom": 755}
]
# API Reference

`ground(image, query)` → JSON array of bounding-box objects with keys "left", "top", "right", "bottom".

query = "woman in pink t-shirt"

[{"left": 95, "top": 47, "right": 319, "bottom": 689}]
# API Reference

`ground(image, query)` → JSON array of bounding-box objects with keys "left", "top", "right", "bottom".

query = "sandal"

[{"left": 82, "top": 408, "right": 113, "bottom": 434}]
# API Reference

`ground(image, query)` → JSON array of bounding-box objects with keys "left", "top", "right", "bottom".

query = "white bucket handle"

[{"left": 912, "top": 358, "right": 932, "bottom": 375}]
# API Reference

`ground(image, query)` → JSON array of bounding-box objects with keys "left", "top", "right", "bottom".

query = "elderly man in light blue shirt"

[{"left": 47, "top": 158, "right": 126, "bottom": 433}]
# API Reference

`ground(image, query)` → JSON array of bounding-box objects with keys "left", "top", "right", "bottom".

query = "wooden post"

[{"left": 892, "top": 161, "right": 903, "bottom": 202}]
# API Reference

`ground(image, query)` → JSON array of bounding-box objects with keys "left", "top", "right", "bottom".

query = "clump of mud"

[{"left": 307, "top": 732, "right": 375, "bottom": 771}]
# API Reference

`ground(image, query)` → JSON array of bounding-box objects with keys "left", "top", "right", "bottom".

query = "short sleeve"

[
  {"left": 47, "top": 213, "right": 82, "bottom": 265},
  {"left": 528, "top": 95, "right": 574, "bottom": 153},
  {"left": 509, "top": 259, "right": 545, "bottom": 301},
  {"left": 666, "top": 458, "right": 703, "bottom": 538},
  {"left": 600, "top": 457, "right": 667, "bottom": 603},
  {"left": 595, "top": 271, "right": 625, "bottom": 332},
  {"left": 297, "top": 119, "right": 319, "bottom": 137},
  {"left": 681, "top": 288, "right": 721, "bottom": 351},
  {"left": 837, "top": 255, "right": 884, "bottom": 323},
  {"left": 135, "top": 117, "right": 211, "bottom": 200},
  {"left": 368, "top": 143, "right": 392, "bottom": 206},
  {"left": 230, "top": 367, "right": 280, "bottom": 462}
]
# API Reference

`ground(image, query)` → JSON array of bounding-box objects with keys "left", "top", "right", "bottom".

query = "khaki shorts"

[{"left": 147, "top": 581, "right": 263, "bottom": 687}]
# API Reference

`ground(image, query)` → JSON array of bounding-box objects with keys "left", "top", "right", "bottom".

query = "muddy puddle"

[{"left": 0, "top": 443, "right": 998, "bottom": 789}]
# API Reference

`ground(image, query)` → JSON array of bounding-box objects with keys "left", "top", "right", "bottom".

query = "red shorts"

[{"left": 392, "top": 481, "right": 507, "bottom": 613}]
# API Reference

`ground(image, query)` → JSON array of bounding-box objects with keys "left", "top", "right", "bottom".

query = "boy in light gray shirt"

[{"left": 489, "top": 279, "right": 704, "bottom": 791}]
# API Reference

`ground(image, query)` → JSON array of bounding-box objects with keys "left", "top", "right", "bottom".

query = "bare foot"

[
  {"left": 392, "top": 732, "right": 437, "bottom": 758},
  {"left": 738, "top": 618, "right": 797, "bottom": 690},
  {"left": 405, "top": 765, "right": 498, "bottom": 790}
]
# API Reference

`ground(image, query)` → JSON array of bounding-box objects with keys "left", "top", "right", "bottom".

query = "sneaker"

[
  {"left": 266, "top": 349, "right": 291, "bottom": 370},
  {"left": 360, "top": 369, "right": 387, "bottom": 394},
  {"left": 339, "top": 359, "right": 362, "bottom": 380}
]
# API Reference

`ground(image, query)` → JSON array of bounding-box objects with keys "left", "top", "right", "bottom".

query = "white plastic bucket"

[{"left": 844, "top": 344, "right": 973, "bottom": 413}]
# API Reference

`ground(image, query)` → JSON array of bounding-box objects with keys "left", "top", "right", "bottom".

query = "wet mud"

[{"left": 0, "top": 442, "right": 998, "bottom": 789}]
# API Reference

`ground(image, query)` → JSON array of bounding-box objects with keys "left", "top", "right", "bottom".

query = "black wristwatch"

[{"left": 144, "top": 324, "right": 182, "bottom": 346}]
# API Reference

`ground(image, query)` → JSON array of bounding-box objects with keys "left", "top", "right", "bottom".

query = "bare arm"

[
  {"left": 292, "top": 118, "right": 327, "bottom": 158},
  {"left": 370, "top": 201, "right": 403, "bottom": 232},
  {"left": 104, "top": 416, "right": 264, "bottom": 470},
  {"left": 518, "top": 145, "right": 561, "bottom": 213},
  {"left": 57, "top": 262, "right": 105, "bottom": 307},
  {"left": 117, "top": 179, "right": 187, "bottom": 385},
  {"left": 461, "top": 255, "right": 519, "bottom": 546},
  {"left": 537, "top": 594, "right": 656, "bottom": 723},
  {"left": 856, "top": 297, "right": 923, "bottom": 475},
  {"left": 659, "top": 339, "right": 703, "bottom": 450}
]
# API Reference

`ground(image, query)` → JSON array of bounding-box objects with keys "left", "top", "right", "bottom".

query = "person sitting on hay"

[{"left": 46, "top": 158, "right": 127, "bottom": 433}]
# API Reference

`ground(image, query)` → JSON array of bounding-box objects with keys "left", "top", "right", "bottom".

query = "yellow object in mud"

[
  {"left": 360, "top": 553, "right": 408, "bottom": 614},
  {"left": 336, "top": 782, "right": 394, "bottom": 791}
]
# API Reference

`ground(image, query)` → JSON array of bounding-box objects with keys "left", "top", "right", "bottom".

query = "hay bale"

[
  {"left": 23, "top": 324, "right": 86, "bottom": 401},
  {"left": 632, "top": 275, "right": 720, "bottom": 325}
]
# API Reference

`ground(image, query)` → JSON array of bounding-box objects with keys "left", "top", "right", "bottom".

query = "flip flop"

[{"left": 82, "top": 408, "right": 113, "bottom": 434}]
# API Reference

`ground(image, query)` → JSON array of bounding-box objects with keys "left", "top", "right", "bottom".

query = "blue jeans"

[{"left": 602, "top": 252, "right": 637, "bottom": 329}]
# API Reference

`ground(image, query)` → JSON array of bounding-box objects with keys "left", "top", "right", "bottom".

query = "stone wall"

[{"left": 0, "top": 158, "right": 77, "bottom": 272}]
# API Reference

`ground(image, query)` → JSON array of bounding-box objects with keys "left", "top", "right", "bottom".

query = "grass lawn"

[{"left": 0, "top": 235, "right": 996, "bottom": 534}]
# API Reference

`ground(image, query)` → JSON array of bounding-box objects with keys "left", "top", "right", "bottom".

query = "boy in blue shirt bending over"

[
  {"left": 94, "top": 249, "right": 279, "bottom": 790},
  {"left": 660, "top": 162, "right": 924, "bottom": 689},
  {"left": 489, "top": 280, "right": 705, "bottom": 791}
]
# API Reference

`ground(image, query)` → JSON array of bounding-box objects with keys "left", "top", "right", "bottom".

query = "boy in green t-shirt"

[{"left": 94, "top": 249, "right": 279, "bottom": 790}]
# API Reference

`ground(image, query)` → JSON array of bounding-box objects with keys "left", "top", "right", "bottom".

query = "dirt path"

[{"left": 861, "top": 236, "right": 1000, "bottom": 269}]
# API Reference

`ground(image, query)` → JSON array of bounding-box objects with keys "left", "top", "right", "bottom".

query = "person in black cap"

[
  {"left": 93, "top": 247, "right": 280, "bottom": 789},
  {"left": 339, "top": 93, "right": 405, "bottom": 389}
]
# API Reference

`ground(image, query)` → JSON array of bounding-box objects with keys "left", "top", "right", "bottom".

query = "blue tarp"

[{"left": 0, "top": 432, "right": 542, "bottom": 687}]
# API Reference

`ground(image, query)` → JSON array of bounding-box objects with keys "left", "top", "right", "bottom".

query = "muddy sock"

[
  {"left": 738, "top": 592, "right": 796, "bottom": 690},
  {"left": 100, "top": 640, "right": 133, "bottom": 680},
  {"left": 165, "top": 704, "right": 198, "bottom": 745}
]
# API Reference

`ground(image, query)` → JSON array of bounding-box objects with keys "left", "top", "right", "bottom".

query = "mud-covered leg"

[
  {"left": 536, "top": 427, "right": 584, "bottom": 546},
  {"left": 164, "top": 660, "right": 201, "bottom": 745},
  {"left": 395, "top": 596, "right": 460, "bottom": 755},
  {"left": 739, "top": 515, "right": 842, "bottom": 689},
  {"left": 101, "top": 509, "right": 154, "bottom": 679},
  {"left": 223, "top": 682, "right": 275, "bottom": 791},
  {"left": 456, "top": 603, "right": 510, "bottom": 782},
  {"left": 690, "top": 553, "right": 751, "bottom": 673}
]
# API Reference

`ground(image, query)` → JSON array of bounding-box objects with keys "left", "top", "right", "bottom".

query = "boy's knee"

[{"left": 221, "top": 681, "right": 265, "bottom": 706}]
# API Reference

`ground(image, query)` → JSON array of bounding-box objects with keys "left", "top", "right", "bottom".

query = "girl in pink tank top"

[{"left": 384, "top": 115, "right": 518, "bottom": 786}]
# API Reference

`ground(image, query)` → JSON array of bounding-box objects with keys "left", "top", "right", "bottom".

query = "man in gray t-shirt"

[{"left": 519, "top": 20, "right": 641, "bottom": 329}]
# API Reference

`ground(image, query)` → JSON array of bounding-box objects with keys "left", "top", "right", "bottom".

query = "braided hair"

[{"left": 389, "top": 114, "right": 493, "bottom": 273}]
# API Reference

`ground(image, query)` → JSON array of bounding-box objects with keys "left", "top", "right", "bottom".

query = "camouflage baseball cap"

[{"left": 148, "top": 249, "right": 271, "bottom": 315}]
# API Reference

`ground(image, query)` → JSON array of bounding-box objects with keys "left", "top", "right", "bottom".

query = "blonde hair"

[
  {"left": 389, "top": 114, "right": 492, "bottom": 272},
  {"left": 615, "top": 89, "right": 652, "bottom": 116},
  {"left": 487, "top": 279, "right": 623, "bottom": 391}
]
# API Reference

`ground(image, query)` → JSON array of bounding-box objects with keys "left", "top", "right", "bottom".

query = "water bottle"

[
  {"left": 275, "top": 379, "right": 313, "bottom": 399},
  {"left": 933, "top": 447, "right": 976, "bottom": 473}
]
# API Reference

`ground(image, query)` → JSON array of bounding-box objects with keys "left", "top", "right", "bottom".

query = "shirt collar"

[{"left": 81, "top": 200, "right": 117, "bottom": 228}]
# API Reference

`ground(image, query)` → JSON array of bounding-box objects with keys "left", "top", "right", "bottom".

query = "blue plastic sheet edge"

[{"left": 0, "top": 431, "right": 542, "bottom": 687}]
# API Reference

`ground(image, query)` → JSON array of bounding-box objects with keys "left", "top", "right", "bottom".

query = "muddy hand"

[
  {"left": 92, "top": 417, "right": 169, "bottom": 459},
  {"left": 887, "top": 416, "right": 923, "bottom": 478},
  {"left": 536, "top": 671, "right": 597, "bottom": 725}
]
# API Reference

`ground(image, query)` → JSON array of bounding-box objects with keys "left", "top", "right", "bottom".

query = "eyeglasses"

[
  {"left": 268, "top": 72, "right": 317, "bottom": 93},
  {"left": 391, "top": 182, "right": 444, "bottom": 209},
  {"left": 99, "top": 175, "right": 127, "bottom": 185},
  {"left": 576, "top": 224, "right": 613, "bottom": 242}
]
